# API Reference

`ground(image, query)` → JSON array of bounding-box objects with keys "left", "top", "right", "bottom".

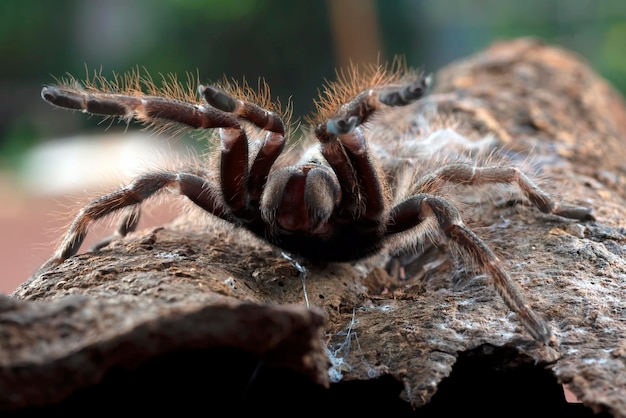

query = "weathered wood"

[{"left": 6, "top": 38, "right": 626, "bottom": 416}]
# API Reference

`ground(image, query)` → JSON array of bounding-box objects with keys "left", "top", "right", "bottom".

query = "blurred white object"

[{"left": 21, "top": 132, "right": 189, "bottom": 196}]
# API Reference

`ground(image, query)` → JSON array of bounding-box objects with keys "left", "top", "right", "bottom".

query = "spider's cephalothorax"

[{"left": 38, "top": 62, "right": 593, "bottom": 345}]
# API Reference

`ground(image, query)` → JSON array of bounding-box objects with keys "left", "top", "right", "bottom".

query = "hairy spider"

[{"left": 37, "top": 62, "right": 593, "bottom": 345}]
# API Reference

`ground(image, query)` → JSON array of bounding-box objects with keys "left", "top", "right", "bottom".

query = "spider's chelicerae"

[{"left": 37, "top": 62, "right": 593, "bottom": 345}]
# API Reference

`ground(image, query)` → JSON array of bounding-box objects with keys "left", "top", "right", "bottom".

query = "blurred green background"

[{"left": 2, "top": 0, "right": 626, "bottom": 174}]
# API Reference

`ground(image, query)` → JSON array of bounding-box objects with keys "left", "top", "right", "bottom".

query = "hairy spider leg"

[
  {"left": 380, "top": 157, "right": 593, "bottom": 343},
  {"left": 415, "top": 164, "right": 595, "bottom": 221},
  {"left": 314, "top": 77, "right": 430, "bottom": 224},
  {"left": 41, "top": 85, "right": 238, "bottom": 128},
  {"left": 90, "top": 206, "right": 141, "bottom": 252},
  {"left": 35, "top": 171, "right": 226, "bottom": 277},
  {"left": 386, "top": 194, "right": 554, "bottom": 344},
  {"left": 199, "top": 85, "right": 286, "bottom": 218},
  {"left": 381, "top": 162, "right": 593, "bottom": 343}
]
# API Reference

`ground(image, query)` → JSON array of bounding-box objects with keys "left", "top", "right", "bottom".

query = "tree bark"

[{"left": 6, "top": 38, "right": 626, "bottom": 416}]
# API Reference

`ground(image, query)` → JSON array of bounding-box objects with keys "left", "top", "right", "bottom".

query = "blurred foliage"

[
  {"left": 1, "top": 0, "right": 625, "bottom": 170},
  {"left": 169, "top": 0, "right": 263, "bottom": 20}
]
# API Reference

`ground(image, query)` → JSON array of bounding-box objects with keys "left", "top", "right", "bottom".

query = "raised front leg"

[
  {"left": 41, "top": 85, "right": 240, "bottom": 129},
  {"left": 314, "top": 76, "right": 430, "bottom": 223},
  {"left": 199, "top": 85, "right": 287, "bottom": 217}
]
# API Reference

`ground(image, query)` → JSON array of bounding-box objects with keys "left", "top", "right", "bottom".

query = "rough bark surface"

[{"left": 5, "top": 38, "right": 626, "bottom": 416}]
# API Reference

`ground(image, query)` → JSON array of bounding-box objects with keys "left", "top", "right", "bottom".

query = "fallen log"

[{"left": 5, "top": 38, "right": 626, "bottom": 417}]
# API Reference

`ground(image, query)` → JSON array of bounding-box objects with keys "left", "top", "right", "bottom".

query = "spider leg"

[
  {"left": 324, "top": 126, "right": 386, "bottom": 224},
  {"left": 416, "top": 163, "right": 594, "bottom": 220},
  {"left": 36, "top": 171, "right": 225, "bottom": 276},
  {"left": 41, "top": 85, "right": 240, "bottom": 129},
  {"left": 199, "top": 85, "right": 285, "bottom": 133},
  {"left": 198, "top": 85, "right": 286, "bottom": 212},
  {"left": 90, "top": 205, "right": 141, "bottom": 252},
  {"left": 386, "top": 194, "right": 554, "bottom": 344},
  {"left": 314, "top": 76, "right": 429, "bottom": 223},
  {"left": 327, "top": 75, "right": 430, "bottom": 129}
]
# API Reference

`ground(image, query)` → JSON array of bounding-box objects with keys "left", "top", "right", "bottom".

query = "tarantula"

[{"left": 37, "top": 62, "right": 593, "bottom": 344}]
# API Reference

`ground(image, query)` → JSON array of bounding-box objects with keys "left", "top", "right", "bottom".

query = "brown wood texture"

[{"left": 5, "top": 38, "right": 626, "bottom": 416}]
